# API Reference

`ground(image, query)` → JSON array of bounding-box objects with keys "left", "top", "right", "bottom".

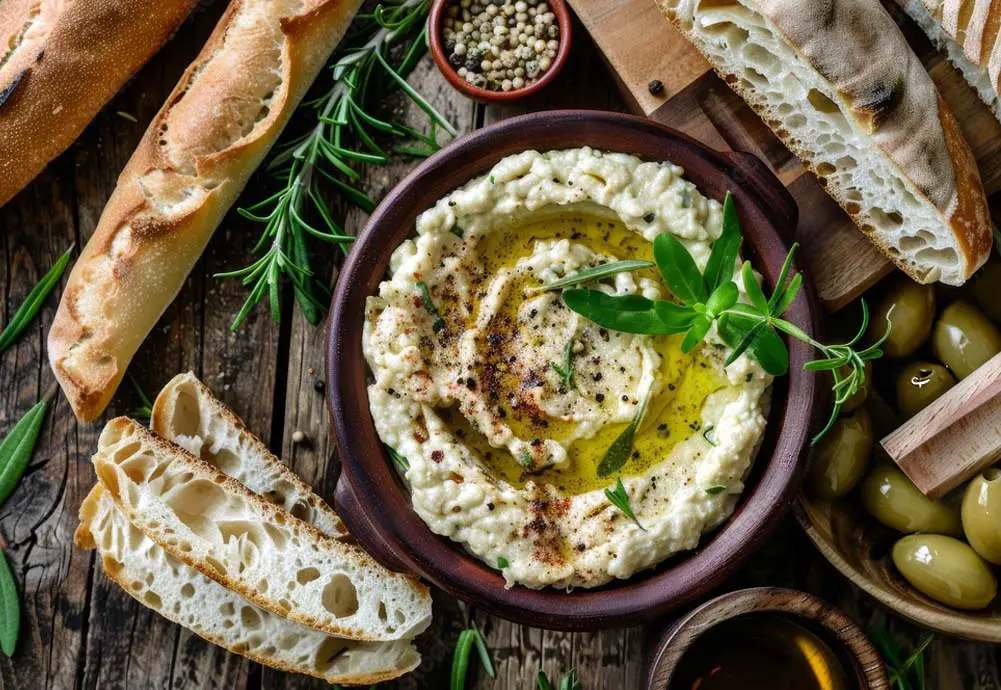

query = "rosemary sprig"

[
  {"left": 450, "top": 623, "right": 495, "bottom": 687},
  {"left": 220, "top": 0, "right": 455, "bottom": 329},
  {"left": 604, "top": 478, "right": 645, "bottom": 530},
  {"left": 538, "top": 669, "right": 582, "bottom": 690},
  {"left": 128, "top": 374, "right": 154, "bottom": 422},
  {"left": 869, "top": 627, "right": 933, "bottom": 690},
  {"left": 0, "top": 401, "right": 48, "bottom": 507},
  {"left": 551, "top": 339, "right": 575, "bottom": 388},
  {"left": 0, "top": 245, "right": 73, "bottom": 353}
]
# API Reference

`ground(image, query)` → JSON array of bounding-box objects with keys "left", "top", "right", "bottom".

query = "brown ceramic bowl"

[
  {"left": 428, "top": 0, "right": 572, "bottom": 102},
  {"left": 326, "top": 110, "right": 822, "bottom": 630},
  {"left": 645, "top": 587, "right": 890, "bottom": 689}
]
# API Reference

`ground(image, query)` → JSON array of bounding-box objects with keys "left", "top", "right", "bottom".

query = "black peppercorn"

[
  {"left": 314, "top": 379, "right": 326, "bottom": 394},
  {"left": 648, "top": 79, "right": 664, "bottom": 95}
]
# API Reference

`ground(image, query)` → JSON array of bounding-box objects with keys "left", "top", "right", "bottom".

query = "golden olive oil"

[
  {"left": 669, "top": 614, "right": 854, "bottom": 690},
  {"left": 434, "top": 211, "right": 727, "bottom": 496}
]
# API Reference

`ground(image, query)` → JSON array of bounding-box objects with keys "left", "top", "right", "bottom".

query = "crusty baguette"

[
  {"left": 76, "top": 486, "right": 420, "bottom": 686},
  {"left": 0, "top": 0, "right": 200, "bottom": 208},
  {"left": 657, "top": 0, "right": 992, "bottom": 286},
  {"left": 151, "top": 372, "right": 349, "bottom": 541},
  {"left": 893, "top": 1, "right": 1001, "bottom": 123},
  {"left": 92, "top": 417, "right": 431, "bottom": 641},
  {"left": 47, "top": 0, "right": 364, "bottom": 422}
]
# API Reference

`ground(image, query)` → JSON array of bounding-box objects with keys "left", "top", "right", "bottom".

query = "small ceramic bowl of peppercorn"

[{"left": 429, "top": 0, "right": 572, "bottom": 101}]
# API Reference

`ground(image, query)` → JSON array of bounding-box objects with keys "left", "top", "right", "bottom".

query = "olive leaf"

[
  {"left": 0, "top": 401, "right": 48, "bottom": 507},
  {"left": 0, "top": 245, "right": 74, "bottom": 354},
  {"left": 532, "top": 260, "right": 654, "bottom": 292},
  {"left": 0, "top": 551, "right": 17, "bottom": 657},
  {"left": 563, "top": 289, "right": 695, "bottom": 335}
]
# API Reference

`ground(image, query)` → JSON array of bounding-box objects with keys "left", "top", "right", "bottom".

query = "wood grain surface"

[{"left": 0, "top": 4, "right": 997, "bottom": 689}]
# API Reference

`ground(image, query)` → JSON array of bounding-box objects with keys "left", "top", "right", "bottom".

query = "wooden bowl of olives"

[{"left": 796, "top": 263, "right": 1001, "bottom": 642}]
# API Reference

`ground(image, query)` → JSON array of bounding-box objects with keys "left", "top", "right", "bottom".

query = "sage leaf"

[
  {"left": 0, "top": 401, "right": 48, "bottom": 508},
  {"left": 0, "top": 551, "right": 16, "bottom": 656},
  {"left": 563, "top": 289, "right": 695, "bottom": 335},
  {"left": 533, "top": 260, "right": 654, "bottom": 291},
  {"left": 703, "top": 192, "right": 741, "bottom": 293},
  {"left": 653, "top": 233, "right": 707, "bottom": 305},
  {"left": 0, "top": 245, "right": 74, "bottom": 353},
  {"left": 596, "top": 418, "right": 641, "bottom": 478},
  {"left": 450, "top": 629, "right": 476, "bottom": 690},
  {"left": 741, "top": 261, "right": 768, "bottom": 315}
]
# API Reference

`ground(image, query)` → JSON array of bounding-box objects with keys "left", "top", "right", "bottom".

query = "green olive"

[
  {"left": 962, "top": 468, "right": 1001, "bottom": 565},
  {"left": 895, "top": 361, "right": 956, "bottom": 420},
  {"left": 868, "top": 278, "right": 935, "bottom": 358},
  {"left": 892, "top": 534, "right": 997, "bottom": 610},
  {"left": 859, "top": 463, "right": 962, "bottom": 536},
  {"left": 932, "top": 301, "right": 1001, "bottom": 379},
  {"left": 839, "top": 360, "right": 871, "bottom": 413},
  {"left": 806, "top": 408, "right": 873, "bottom": 500},
  {"left": 965, "top": 256, "right": 1001, "bottom": 324}
]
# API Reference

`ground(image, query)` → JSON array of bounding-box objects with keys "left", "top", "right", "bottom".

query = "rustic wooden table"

[{"left": 0, "top": 5, "right": 997, "bottom": 689}]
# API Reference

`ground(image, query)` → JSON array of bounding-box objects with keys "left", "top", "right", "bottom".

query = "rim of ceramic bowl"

[
  {"left": 326, "top": 110, "right": 821, "bottom": 629},
  {"left": 427, "top": 0, "right": 573, "bottom": 102},
  {"left": 645, "top": 587, "right": 890, "bottom": 690}
]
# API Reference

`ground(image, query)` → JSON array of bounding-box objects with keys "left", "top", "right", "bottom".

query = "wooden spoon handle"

[{"left": 881, "top": 351, "right": 1001, "bottom": 499}]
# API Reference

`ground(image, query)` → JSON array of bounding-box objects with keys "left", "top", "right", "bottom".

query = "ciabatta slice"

[
  {"left": 76, "top": 486, "right": 420, "bottom": 685},
  {"left": 892, "top": 0, "right": 1001, "bottom": 124},
  {"left": 658, "top": 0, "right": 992, "bottom": 285},
  {"left": 92, "top": 417, "right": 431, "bottom": 641},
  {"left": 151, "top": 372, "right": 348, "bottom": 541}
]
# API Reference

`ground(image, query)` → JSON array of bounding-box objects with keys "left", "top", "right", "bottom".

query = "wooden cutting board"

[{"left": 567, "top": 0, "right": 1001, "bottom": 311}]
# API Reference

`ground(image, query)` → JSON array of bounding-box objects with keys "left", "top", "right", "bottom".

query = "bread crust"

[
  {"left": 92, "top": 417, "right": 431, "bottom": 642},
  {"left": 77, "top": 486, "right": 421, "bottom": 686},
  {"left": 0, "top": 0, "right": 200, "bottom": 207},
  {"left": 658, "top": 0, "right": 992, "bottom": 285},
  {"left": 47, "top": 0, "right": 364, "bottom": 421}
]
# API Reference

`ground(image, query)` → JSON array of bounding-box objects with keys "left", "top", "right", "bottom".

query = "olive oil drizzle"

[{"left": 433, "top": 211, "right": 731, "bottom": 496}]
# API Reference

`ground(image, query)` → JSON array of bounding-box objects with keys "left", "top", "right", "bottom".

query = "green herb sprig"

[
  {"left": 562, "top": 192, "right": 887, "bottom": 444},
  {"left": 869, "top": 628, "right": 933, "bottom": 690},
  {"left": 0, "top": 245, "right": 73, "bottom": 353},
  {"left": 0, "top": 402, "right": 48, "bottom": 508},
  {"left": 551, "top": 339, "right": 575, "bottom": 388},
  {"left": 220, "top": 0, "right": 454, "bottom": 329},
  {"left": 416, "top": 280, "right": 444, "bottom": 332},
  {"left": 538, "top": 668, "right": 582, "bottom": 690},
  {"left": 0, "top": 551, "right": 17, "bottom": 657},
  {"left": 128, "top": 375, "right": 154, "bottom": 422},
  {"left": 450, "top": 624, "right": 494, "bottom": 689},
  {"left": 596, "top": 395, "right": 647, "bottom": 478},
  {"left": 533, "top": 259, "right": 655, "bottom": 292},
  {"left": 604, "top": 478, "right": 645, "bottom": 530}
]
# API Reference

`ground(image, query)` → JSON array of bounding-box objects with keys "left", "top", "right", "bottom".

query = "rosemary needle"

[
  {"left": 0, "top": 245, "right": 74, "bottom": 353},
  {"left": 222, "top": 0, "right": 453, "bottom": 329}
]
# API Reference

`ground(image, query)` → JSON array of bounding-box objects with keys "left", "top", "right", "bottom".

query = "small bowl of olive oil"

[{"left": 646, "top": 588, "right": 889, "bottom": 690}]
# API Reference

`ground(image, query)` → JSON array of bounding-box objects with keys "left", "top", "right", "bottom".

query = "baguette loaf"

[
  {"left": 92, "top": 417, "right": 431, "bottom": 641},
  {"left": 47, "top": 0, "right": 364, "bottom": 422},
  {"left": 657, "top": 0, "right": 992, "bottom": 286},
  {"left": 151, "top": 372, "right": 349, "bottom": 541},
  {"left": 76, "top": 486, "right": 421, "bottom": 686},
  {"left": 893, "top": 1, "right": 1001, "bottom": 123},
  {"left": 0, "top": 0, "right": 200, "bottom": 207}
]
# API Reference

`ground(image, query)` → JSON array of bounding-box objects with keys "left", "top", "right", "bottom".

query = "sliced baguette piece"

[
  {"left": 657, "top": 0, "right": 992, "bottom": 286},
  {"left": 47, "top": 0, "right": 365, "bottom": 422},
  {"left": 151, "top": 372, "right": 349, "bottom": 541},
  {"left": 92, "top": 417, "right": 431, "bottom": 641},
  {"left": 76, "top": 486, "right": 420, "bottom": 686},
  {"left": 892, "top": 0, "right": 1001, "bottom": 124},
  {"left": 0, "top": 0, "right": 201, "bottom": 207}
]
